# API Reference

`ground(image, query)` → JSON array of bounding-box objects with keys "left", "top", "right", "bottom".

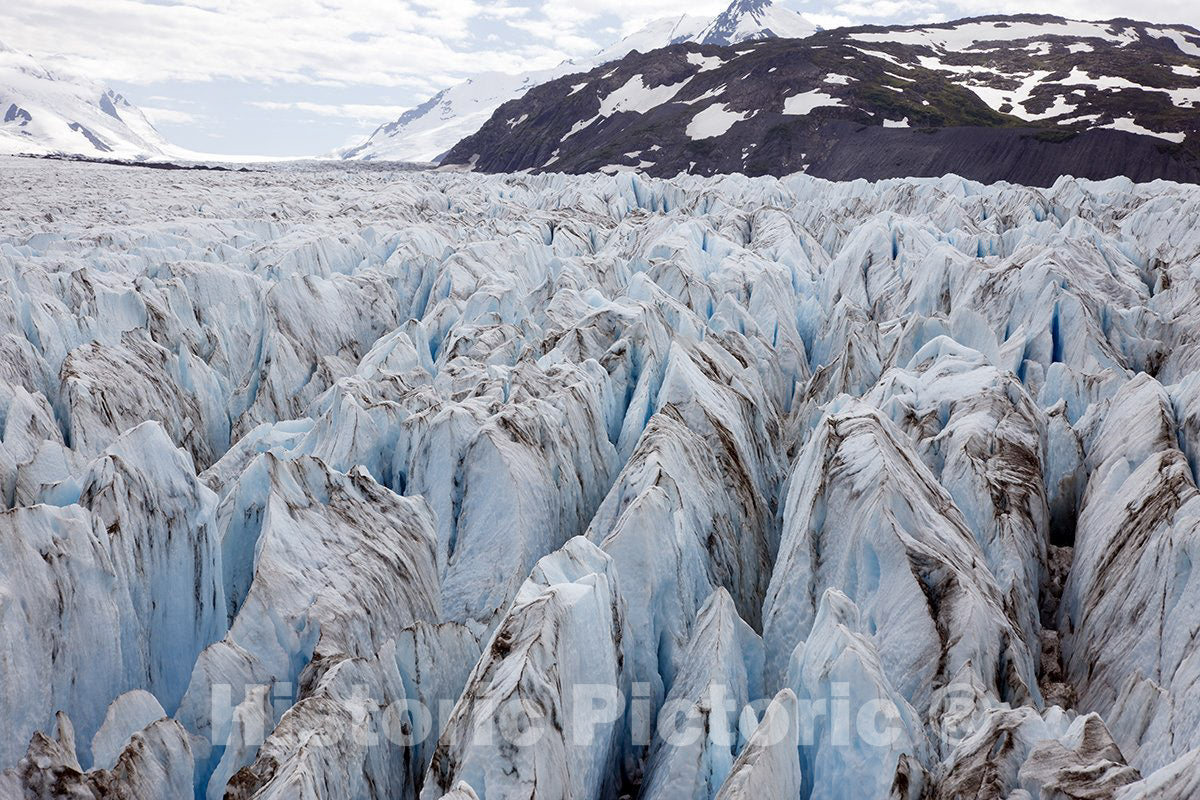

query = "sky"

[{"left": 2, "top": 0, "right": 1197, "bottom": 157}]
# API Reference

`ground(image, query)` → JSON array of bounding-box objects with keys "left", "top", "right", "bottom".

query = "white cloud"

[
  {"left": 1, "top": 0, "right": 784, "bottom": 91},
  {"left": 139, "top": 106, "right": 202, "bottom": 125},
  {"left": 1, "top": 0, "right": 563, "bottom": 87},
  {"left": 834, "top": 0, "right": 939, "bottom": 17},
  {"left": 804, "top": 12, "right": 860, "bottom": 28},
  {"left": 248, "top": 100, "right": 411, "bottom": 124},
  {"left": 4, "top": 0, "right": 1197, "bottom": 98}
]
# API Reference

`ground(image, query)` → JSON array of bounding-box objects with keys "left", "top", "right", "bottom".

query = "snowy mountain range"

[
  {"left": 442, "top": 14, "right": 1200, "bottom": 184},
  {"left": 4, "top": 156, "right": 1200, "bottom": 799},
  {"left": 337, "top": 0, "right": 816, "bottom": 163},
  {"left": 0, "top": 39, "right": 172, "bottom": 160}
]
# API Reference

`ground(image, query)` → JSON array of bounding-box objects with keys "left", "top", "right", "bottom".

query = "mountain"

[
  {"left": 4, "top": 157, "right": 1200, "bottom": 799},
  {"left": 336, "top": 0, "right": 815, "bottom": 163},
  {"left": 695, "top": 0, "right": 816, "bottom": 44},
  {"left": 0, "top": 40, "right": 172, "bottom": 160},
  {"left": 440, "top": 14, "right": 1200, "bottom": 185}
]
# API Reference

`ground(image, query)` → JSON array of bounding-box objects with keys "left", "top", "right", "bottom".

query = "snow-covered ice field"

[{"left": 2, "top": 155, "right": 1200, "bottom": 798}]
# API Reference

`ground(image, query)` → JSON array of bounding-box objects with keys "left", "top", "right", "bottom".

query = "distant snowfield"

[
  {"left": 833, "top": 18, "right": 1199, "bottom": 144},
  {"left": 159, "top": 149, "right": 308, "bottom": 164},
  {"left": 0, "top": 40, "right": 307, "bottom": 164},
  {"left": 0, "top": 43, "right": 170, "bottom": 160},
  {"left": 2, "top": 158, "right": 1200, "bottom": 799}
]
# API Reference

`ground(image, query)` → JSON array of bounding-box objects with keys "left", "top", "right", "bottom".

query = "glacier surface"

[{"left": 1, "top": 157, "right": 1200, "bottom": 798}]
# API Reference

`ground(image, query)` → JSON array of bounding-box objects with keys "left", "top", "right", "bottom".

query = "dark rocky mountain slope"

[{"left": 441, "top": 15, "right": 1200, "bottom": 185}]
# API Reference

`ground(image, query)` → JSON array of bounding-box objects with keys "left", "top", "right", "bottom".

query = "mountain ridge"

[
  {"left": 439, "top": 14, "right": 1200, "bottom": 185},
  {"left": 337, "top": 0, "right": 816, "bottom": 163}
]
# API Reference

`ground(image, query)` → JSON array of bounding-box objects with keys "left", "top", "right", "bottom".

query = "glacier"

[{"left": 1, "top": 156, "right": 1200, "bottom": 798}]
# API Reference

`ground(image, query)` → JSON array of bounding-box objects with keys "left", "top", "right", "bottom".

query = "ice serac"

[
  {"left": 639, "top": 589, "right": 764, "bottom": 800},
  {"left": 763, "top": 401, "right": 1040, "bottom": 715},
  {"left": 712, "top": 689, "right": 802, "bottom": 800},
  {"left": 0, "top": 505, "right": 138, "bottom": 768},
  {"left": 231, "top": 268, "right": 409, "bottom": 442},
  {"left": 0, "top": 711, "right": 194, "bottom": 800},
  {"left": 1058, "top": 373, "right": 1200, "bottom": 774},
  {"left": 430, "top": 358, "right": 620, "bottom": 625},
  {"left": 585, "top": 332, "right": 784, "bottom": 709},
  {"left": 73, "top": 422, "right": 226, "bottom": 717},
  {"left": 434, "top": 783, "right": 481, "bottom": 800},
  {"left": 864, "top": 339, "right": 1051, "bottom": 651},
  {"left": 61, "top": 331, "right": 225, "bottom": 468},
  {"left": 786, "top": 589, "right": 928, "bottom": 800},
  {"left": 217, "top": 622, "right": 480, "bottom": 800},
  {"left": 174, "top": 454, "right": 442, "bottom": 797},
  {"left": 90, "top": 690, "right": 168, "bottom": 771},
  {"left": 1118, "top": 747, "right": 1200, "bottom": 799},
  {"left": 0, "top": 422, "right": 223, "bottom": 769},
  {"left": 421, "top": 537, "right": 627, "bottom": 800},
  {"left": 934, "top": 706, "right": 1138, "bottom": 799}
]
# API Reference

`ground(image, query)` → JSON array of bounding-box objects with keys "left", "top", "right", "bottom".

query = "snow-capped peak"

[
  {"left": 696, "top": 0, "right": 817, "bottom": 45},
  {"left": 1, "top": 44, "right": 171, "bottom": 160},
  {"left": 593, "top": 13, "right": 707, "bottom": 61}
]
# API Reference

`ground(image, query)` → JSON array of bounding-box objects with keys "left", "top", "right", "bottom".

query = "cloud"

[
  {"left": 0, "top": 0, "right": 777, "bottom": 93},
  {"left": 1, "top": 0, "right": 564, "bottom": 88},
  {"left": 4, "top": 0, "right": 1196, "bottom": 99},
  {"left": 834, "top": 0, "right": 940, "bottom": 18},
  {"left": 804, "top": 12, "right": 861, "bottom": 28},
  {"left": 139, "top": 106, "right": 202, "bottom": 125},
  {"left": 247, "top": 100, "right": 411, "bottom": 124}
]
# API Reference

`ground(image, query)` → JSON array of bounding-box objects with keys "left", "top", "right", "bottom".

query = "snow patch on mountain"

[
  {"left": 444, "top": 14, "right": 1200, "bottom": 179},
  {"left": 1104, "top": 116, "right": 1188, "bottom": 142},
  {"left": 781, "top": 89, "right": 845, "bottom": 115},
  {"left": 600, "top": 75, "right": 693, "bottom": 116},
  {"left": 686, "top": 103, "right": 748, "bottom": 139}
]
